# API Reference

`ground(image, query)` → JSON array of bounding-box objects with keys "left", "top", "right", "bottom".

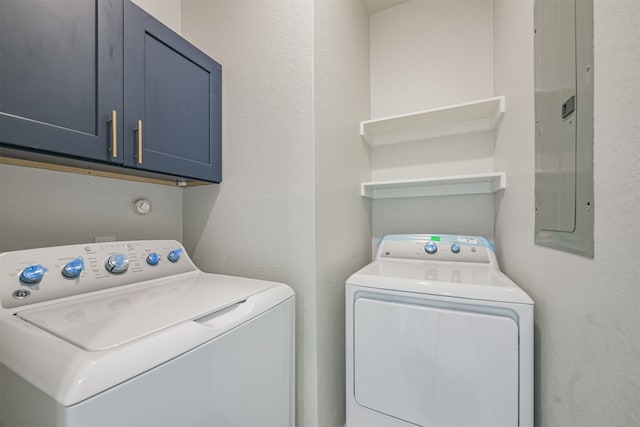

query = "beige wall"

[
  {"left": 0, "top": 164, "right": 182, "bottom": 251},
  {"left": 3, "top": 1, "right": 637, "bottom": 426},
  {"left": 313, "top": 1, "right": 371, "bottom": 426},
  {"left": 369, "top": 0, "right": 639, "bottom": 425},
  {"left": 369, "top": 0, "right": 497, "bottom": 249},
  {"left": 493, "top": 0, "right": 640, "bottom": 425},
  {"left": 370, "top": 0, "right": 494, "bottom": 118},
  {"left": 180, "top": 1, "right": 317, "bottom": 424},
  {"left": 131, "top": 0, "right": 182, "bottom": 33},
  {"left": 0, "top": 0, "right": 186, "bottom": 253},
  {"left": 181, "top": 1, "right": 371, "bottom": 426}
]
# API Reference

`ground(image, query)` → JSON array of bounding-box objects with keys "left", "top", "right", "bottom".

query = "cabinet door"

[
  {"left": 124, "top": 1, "right": 222, "bottom": 182},
  {"left": 0, "top": 0, "right": 123, "bottom": 163}
]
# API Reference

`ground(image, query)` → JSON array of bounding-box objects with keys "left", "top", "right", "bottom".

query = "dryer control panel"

[
  {"left": 376, "top": 234, "right": 497, "bottom": 264},
  {"left": 0, "top": 240, "right": 197, "bottom": 309}
]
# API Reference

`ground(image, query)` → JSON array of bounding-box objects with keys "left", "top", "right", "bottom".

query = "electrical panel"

[{"left": 534, "top": 0, "right": 594, "bottom": 258}]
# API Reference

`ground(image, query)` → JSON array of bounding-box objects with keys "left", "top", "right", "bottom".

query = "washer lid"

[
  {"left": 347, "top": 259, "right": 533, "bottom": 304},
  {"left": 16, "top": 272, "right": 273, "bottom": 351}
]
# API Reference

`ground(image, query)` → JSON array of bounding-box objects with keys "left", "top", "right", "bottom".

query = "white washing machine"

[
  {"left": 0, "top": 240, "right": 295, "bottom": 427},
  {"left": 346, "top": 234, "right": 533, "bottom": 427}
]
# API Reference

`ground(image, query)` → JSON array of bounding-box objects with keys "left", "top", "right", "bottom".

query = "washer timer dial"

[{"left": 105, "top": 254, "right": 130, "bottom": 274}]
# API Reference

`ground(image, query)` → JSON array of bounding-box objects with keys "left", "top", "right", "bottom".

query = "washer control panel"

[
  {"left": 0, "top": 240, "right": 196, "bottom": 309},
  {"left": 376, "top": 234, "right": 496, "bottom": 264}
]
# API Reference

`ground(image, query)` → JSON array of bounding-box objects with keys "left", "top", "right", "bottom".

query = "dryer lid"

[
  {"left": 16, "top": 272, "right": 273, "bottom": 351},
  {"left": 347, "top": 259, "right": 533, "bottom": 304}
]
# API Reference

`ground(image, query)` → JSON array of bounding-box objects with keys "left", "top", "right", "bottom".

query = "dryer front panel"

[{"left": 353, "top": 297, "right": 518, "bottom": 427}]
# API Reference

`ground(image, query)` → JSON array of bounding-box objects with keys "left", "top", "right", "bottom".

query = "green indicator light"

[{"left": 431, "top": 236, "right": 441, "bottom": 241}]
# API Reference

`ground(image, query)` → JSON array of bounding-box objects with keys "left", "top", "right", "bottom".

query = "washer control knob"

[
  {"left": 424, "top": 241, "right": 438, "bottom": 255},
  {"left": 451, "top": 243, "right": 461, "bottom": 254},
  {"left": 146, "top": 252, "right": 161, "bottom": 266},
  {"left": 62, "top": 257, "right": 84, "bottom": 278},
  {"left": 105, "top": 254, "right": 130, "bottom": 274},
  {"left": 20, "top": 265, "right": 48, "bottom": 284},
  {"left": 167, "top": 248, "right": 183, "bottom": 263}
]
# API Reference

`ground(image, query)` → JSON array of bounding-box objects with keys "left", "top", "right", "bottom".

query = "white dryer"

[
  {"left": 346, "top": 234, "right": 533, "bottom": 427},
  {"left": 0, "top": 240, "right": 294, "bottom": 427}
]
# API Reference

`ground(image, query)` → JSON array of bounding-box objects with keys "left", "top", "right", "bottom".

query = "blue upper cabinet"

[
  {"left": 0, "top": 0, "right": 124, "bottom": 163},
  {"left": 0, "top": 0, "right": 222, "bottom": 183},
  {"left": 123, "top": 2, "right": 222, "bottom": 182}
]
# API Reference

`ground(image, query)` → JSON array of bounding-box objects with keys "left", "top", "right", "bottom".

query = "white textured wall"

[
  {"left": 369, "top": 0, "right": 496, "bottom": 245},
  {"left": 0, "top": 0, "right": 186, "bottom": 252},
  {"left": 371, "top": 1, "right": 640, "bottom": 425},
  {"left": 313, "top": 1, "right": 371, "bottom": 426},
  {"left": 493, "top": 0, "right": 640, "bottom": 426},
  {"left": 371, "top": 193, "right": 495, "bottom": 245},
  {"left": 370, "top": 0, "right": 494, "bottom": 118},
  {"left": 0, "top": 164, "right": 182, "bottom": 251},
  {"left": 180, "top": 1, "right": 318, "bottom": 425},
  {"left": 131, "top": 0, "right": 182, "bottom": 33},
  {"left": 181, "top": 1, "right": 371, "bottom": 426}
]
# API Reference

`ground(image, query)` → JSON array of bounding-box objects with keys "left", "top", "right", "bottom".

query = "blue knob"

[
  {"left": 147, "top": 253, "right": 161, "bottom": 266},
  {"left": 167, "top": 248, "right": 183, "bottom": 263},
  {"left": 20, "top": 264, "right": 48, "bottom": 284},
  {"left": 62, "top": 257, "right": 84, "bottom": 278},
  {"left": 424, "top": 241, "right": 438, "bottom": 254},
  {"left": 451, "top": 243, "right": 461, "bottom": 254},
  {"left": 105, "top": 253, "right": 130, "bottom": 274}
]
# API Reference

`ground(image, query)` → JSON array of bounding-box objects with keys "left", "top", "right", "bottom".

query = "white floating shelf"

[
  {"left": 361, "top": 172, "right": 506, "bottom": 199},
  {"left": 360, "top": 96, "right": 505, "bottom": 146}
]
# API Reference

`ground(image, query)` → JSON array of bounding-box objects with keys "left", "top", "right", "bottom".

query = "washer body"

[
  {"left": 0, "top": 240, "right": 295, "bottom": 427},
  {"left": 346, "top": 234, "right": 533, "bottom": 427}
]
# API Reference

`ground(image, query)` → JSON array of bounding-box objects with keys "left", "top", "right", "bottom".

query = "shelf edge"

[
  {"left": 360, "top": 96, "right": 506, "bottom": 147},
  {"left": 361, "top": 172, "right": 506, "bottom": 199}
]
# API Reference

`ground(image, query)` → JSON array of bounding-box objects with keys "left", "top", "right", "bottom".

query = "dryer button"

[
  {"left": 424, "top": 241, "right": 438, "bottom": 254},
  {"left": 167, "top": 248, "right": 183, "bottom": 263}
]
